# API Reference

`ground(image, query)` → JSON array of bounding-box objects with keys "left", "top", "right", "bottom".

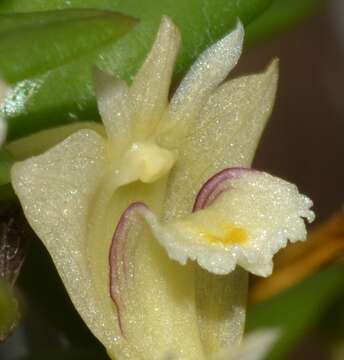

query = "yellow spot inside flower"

[{"left": 201, "top": 224, "right": 247, "bottom": 245}]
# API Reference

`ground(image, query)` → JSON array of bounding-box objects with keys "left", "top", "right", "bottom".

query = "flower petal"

[
  {"left": 163, "top": 60, "right": 278, "bottom": 356},
  {"left": 10, "top": 130, "right": 125, "bottom": 352},
  {"left": 169, "top": 21, "right": 244, "bottom": 126},
  {"left": 138, "top": 170, "right": 314, "bottom": 277},
  {"left": 103, "top": 195, "right": 206, "bottom": 359},
  {"left": 164, "top": 60, "right": 278, "bottom": 220},
  {"left": 94, "top": 70, "right": 133, "bottom": 152},
  {"left": 165, "top": 59, "right": 277, "bottom": 354},
  {"left": 130, "top": 16, "right": 181, "bottom": 138},
  {"left": 111, "top": 199, "right": 247, "bottom": 357},
  {"left": 195, "top": 267, "right": 247, "bottom": 356}
]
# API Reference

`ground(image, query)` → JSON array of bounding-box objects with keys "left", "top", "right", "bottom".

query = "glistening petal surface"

[
  {"left": 86, "top": 176, "right": 206, "bottom": 358},
  {"left": 149, "top": 171, "right": 314, "bottom": 276},
  {"left": 195, "top": 267, "right": 247, "bottom": 356},
  {"left": 164, "top": 60, "right": 278, "bottom": 220},
  {"left": 103, "top": 193, "right": 205, "bottom": 359},
  {"left": 169, "top": 21, "right": 244, "bottom": 126},
  {"left": 163, "top": 50, "right": 278, "bottom": 357},
  {"left": 94, "top": 71, "right": 132, "bottom": 152},
  {"left": 10, "top": 130, "right": 124, "bottom": 351},
  {"left": 130, "top": 16, "right": 180, "bottom": 138}
]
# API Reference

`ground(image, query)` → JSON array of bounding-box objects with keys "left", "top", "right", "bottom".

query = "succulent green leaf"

[
  {"left": 0, "top": 0, "right": 272, "bottom": 140},
  {"left": 0, "top": 9, "right": 137, "bottom": 82},
  {"left": 246, "top": 265, "right": 344, "bottom": 360}
]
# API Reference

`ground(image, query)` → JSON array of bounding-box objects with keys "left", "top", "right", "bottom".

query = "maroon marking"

[
  {"left": 193, "top": 167, "right": 252, "bottom": 212},
  {"left": 109, "top": 202, "right": 147, "bottom": 336}
]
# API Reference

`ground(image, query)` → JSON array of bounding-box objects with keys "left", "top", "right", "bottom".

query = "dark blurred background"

[{"left": 237, "top": 0, "right": 344, "bottom": 224}]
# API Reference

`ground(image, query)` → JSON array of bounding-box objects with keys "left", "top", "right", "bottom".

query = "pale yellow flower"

[{"left": 11, "top": 17, "right": 313, "bottom": 359}]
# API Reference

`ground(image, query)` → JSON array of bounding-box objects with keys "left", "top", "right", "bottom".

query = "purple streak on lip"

[
  {"left": 109, "top": 202, "right": 147, "bottom": 336},
  {"left": 192, "top": 167, "right": 252, "bottom": 212}
]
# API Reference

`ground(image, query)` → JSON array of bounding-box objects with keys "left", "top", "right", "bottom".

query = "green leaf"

[
  {"left": 0, "top": 9, "right": 137, "bottom": 82},
  {"left": 245, "top": 0, "right": 326, "bottom": 45},
  {"left": 246, "top": 265, "right": 344, "bottom": 360},
  {"left": 0, "top": 279, "right": 19, "bottom": 341},
  {"left": 0, "top": 0, "right": 272, "bottom": 140},
  {"left": 5, "top": 122, "right": 104, "bottom": 161}
]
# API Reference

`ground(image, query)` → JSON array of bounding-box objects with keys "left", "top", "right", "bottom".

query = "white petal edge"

[
  {"left": 212, "top": 328, "right": 281, "bottom": 360},
  {"left": 138, "top": 171, "right": 314, "bottom": 277},
  {"left": 169, "top": 20, "right": 244, "bottom": 125}
]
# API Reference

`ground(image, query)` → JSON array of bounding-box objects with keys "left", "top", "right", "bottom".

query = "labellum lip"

[
  {"left": 109, "top": 167, "right": 302, "bottom": 335},
  {"left": 192, "top": 167, "right": 253, "bottom": 212},
  {"left": 109, "top": 168, "right": 254, "bottom": 327},
  {"left": 109, "top": 202, "right": 147, "bottom": 336}
]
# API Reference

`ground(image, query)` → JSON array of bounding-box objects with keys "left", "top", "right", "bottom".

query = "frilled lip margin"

[{"left": 109, "top": 167, "right": 314, "bottom": 335}]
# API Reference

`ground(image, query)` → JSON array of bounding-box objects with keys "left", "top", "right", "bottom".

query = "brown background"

[{"left": 235, "top": 0, "right": 344, "bottom": 224}]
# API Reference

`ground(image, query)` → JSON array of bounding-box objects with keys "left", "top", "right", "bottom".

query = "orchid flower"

[{"left": 11, "top": 17, "right": 314, "bottom": 360}]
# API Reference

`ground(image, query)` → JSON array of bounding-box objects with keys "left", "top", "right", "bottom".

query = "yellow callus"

[{"left": 201, "top": 224, "right": 247, "bottom": 245}]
